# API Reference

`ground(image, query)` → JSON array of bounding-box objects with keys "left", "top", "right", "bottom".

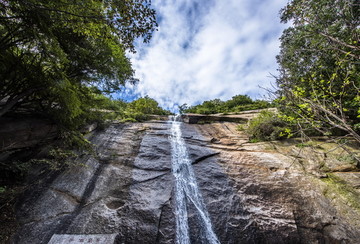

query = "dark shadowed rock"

[
  {"left": 0, "top": 117, "right": 57, "bottom": 152},
  {"left": 0, "top": 117, "right": 58, "bottom": 190}
]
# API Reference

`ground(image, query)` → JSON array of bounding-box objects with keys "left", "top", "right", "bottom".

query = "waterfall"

[{"left": 170, "top": 115, "right": 220, "bottom": 244}]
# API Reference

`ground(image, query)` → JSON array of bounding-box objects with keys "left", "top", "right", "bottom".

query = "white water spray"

[{"left": 170, "top": 115, "right": 220, "bottom": 244}]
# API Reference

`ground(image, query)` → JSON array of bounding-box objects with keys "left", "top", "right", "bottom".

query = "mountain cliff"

[{"left": 7, "top": 116, "right": 360, "bottom": 243}]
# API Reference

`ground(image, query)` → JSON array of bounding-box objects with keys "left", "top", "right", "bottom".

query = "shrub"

[
  {"left": 120, "top": 117, "right": 137, "bottom": 123},
  {"left": 247, "top": 110, "right": 293, "bottom": 141}
]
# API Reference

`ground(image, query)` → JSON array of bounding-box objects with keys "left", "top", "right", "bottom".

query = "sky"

[{"left": 121, "top": 0, "right": 289, "bottom": 111}]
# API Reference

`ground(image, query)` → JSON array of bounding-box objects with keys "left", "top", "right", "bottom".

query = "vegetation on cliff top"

[
  {"left": 96, "top": 95, "right": 171, "bottom": 124},
  {"left": 181, "top": 95, "right": 272, "bottom": 114}
]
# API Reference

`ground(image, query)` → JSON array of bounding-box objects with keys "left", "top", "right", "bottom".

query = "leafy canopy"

[
  {"left": 0, "top": 0, "right": 157, "bottom": 131},
  {"left": 276, "top": 0, "right": 360, "bottom": 143}
]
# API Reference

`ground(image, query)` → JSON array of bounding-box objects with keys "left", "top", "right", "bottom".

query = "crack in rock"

[
  {"left": 192, "top": 152, "right": 221, "bottom": 165},
  {"left": 50, "top": 187, "right": 81, "bottom": 204},
  {"left": 132, "top": 172, "right": 169, "bottom": 185}
]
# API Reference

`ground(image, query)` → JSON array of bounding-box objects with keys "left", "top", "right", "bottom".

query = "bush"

[
  {"left": 121, "top": 117, "right": 137, "bottom": 123},
  {"left": 123, "top": 111, "right": 149, "bottom": 122},
  {"left": 247, "top": 110, "right": 293, "bottom": 141}
]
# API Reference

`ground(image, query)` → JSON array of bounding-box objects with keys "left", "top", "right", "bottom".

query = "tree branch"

[
  {"left": 300, "top": 97, "right": 360, "bottom": 144},
  {"left": 319, "top": 32, "right": 360, "bottom": 51}
]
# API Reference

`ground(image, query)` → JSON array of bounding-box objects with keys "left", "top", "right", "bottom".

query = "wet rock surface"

[{"left": 12, "top": 120, "right": 360, "bottom": 243}]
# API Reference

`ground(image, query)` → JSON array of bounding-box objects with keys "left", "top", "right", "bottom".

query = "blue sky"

[{"left": 122, "top": 0, "right": 289, "bottom": 111}]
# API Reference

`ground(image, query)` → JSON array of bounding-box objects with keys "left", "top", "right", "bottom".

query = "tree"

[
  {"left": 224, "top": 95, "right": 253, "bottom": 109},
  {"left": 0, "top": 0, "right": 157, "bottom": 130},
  {"left": 276, "top": 0, "right": 360, "bottom": 143},
  {"left": 124, "top": 96, "right": 171, "bottom": 121},
  {"left": 178, "top": 104, "right": 188, "bottom": 114}
]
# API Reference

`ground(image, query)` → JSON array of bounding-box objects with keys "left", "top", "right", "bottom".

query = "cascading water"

[{"left": 170, "top": 115, "right": 220, "bottom": 244}]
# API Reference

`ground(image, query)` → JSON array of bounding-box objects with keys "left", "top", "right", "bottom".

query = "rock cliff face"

[
  {"left": 11, "top": 118, "right": 360, "bottom": 243},
  {"left": 0, "top": 117, "right": 57, "bottom": 164}
]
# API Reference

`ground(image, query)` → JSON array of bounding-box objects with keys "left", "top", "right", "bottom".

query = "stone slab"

[{"left": 48, "top": 234, "right": 117, "bottom": 244}]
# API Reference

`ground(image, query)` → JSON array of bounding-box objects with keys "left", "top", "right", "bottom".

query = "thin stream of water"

[{"left": 170, "top": 115, "right": 220, "bottom": 244}]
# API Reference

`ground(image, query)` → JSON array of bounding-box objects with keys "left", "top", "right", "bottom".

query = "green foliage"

[
  {"left": 336, "top": 154, "right": 358, "bottom": 165},
  {"left": 0, "top": 0, "right": 157, "bottom": 138},
  {"left": 178, "top": 104, "right": 188, "bottom": 114},
  {"left": 184, "top": 95, "right": 272, "bottom": 114},
  {"left": 122, "top": 96, "right": 172, "bottom": 122},
  {"left": 249, "top": 138, "right": 261, "bottom": 143},
  {"left": 127, "top": 96, "right": 170, "bottom": 115},
  {"left": 276, "top": 0, "right": 360, "bottom": 143},
  {"left": 29, "top": 148, "right": 79, "bottom": 171},
  {"left": 59, "top": 130, "right": 93, "bottom": 150},
  {"left": 120, "top": 117, "right": 138, "bottom": 123},
  {"left": 246, "top": 111, "right": 294, "bottom": 141},
  {"left": 224, "top": 95, "right": 253, "bottom": 108},
  {"left": 236, "top": 124, "right": 246, "bottom": 131},
  {"left": 295, "top": 143, "right": 312, "bottom": 148}
]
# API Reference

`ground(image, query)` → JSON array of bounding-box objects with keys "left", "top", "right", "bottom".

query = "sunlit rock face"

[{"left": 12, "top": 118, "right": 360, "bottom": 244}]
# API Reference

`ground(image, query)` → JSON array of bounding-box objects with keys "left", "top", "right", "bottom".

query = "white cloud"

[{"left": 127, "top": 0, "right": 289, "bottom": 111}]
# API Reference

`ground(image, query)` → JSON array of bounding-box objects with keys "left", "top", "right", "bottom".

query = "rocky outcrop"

[
  {"left": 11, "top": 119, "right": 360, "bottom": 243},
  {"left": 191, "top": 122, "right": 360, "bottom": 243},
  {"left": 0, "top": 117, "right": 57, "bottom": 152},
  {"left": 12, "top": 122, "right": 175, "bottom": 244}
]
